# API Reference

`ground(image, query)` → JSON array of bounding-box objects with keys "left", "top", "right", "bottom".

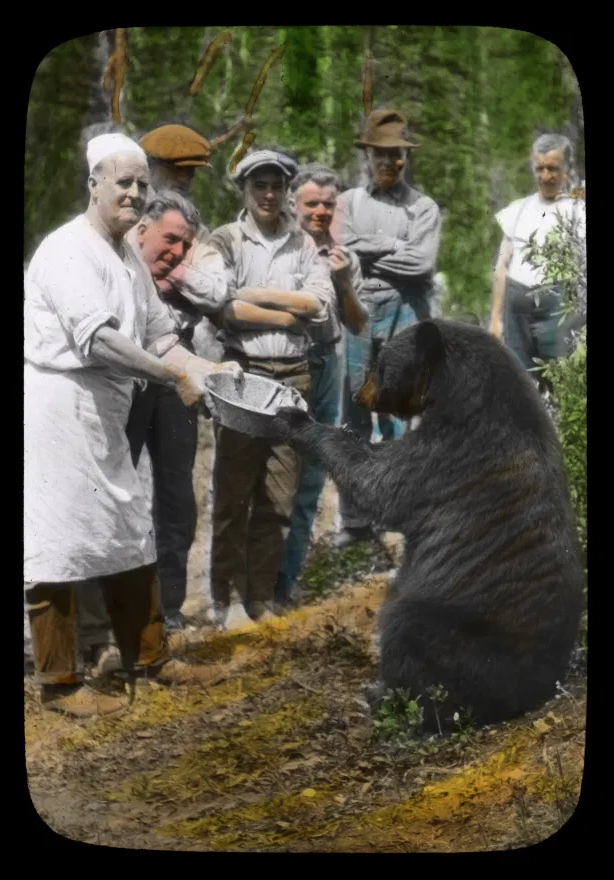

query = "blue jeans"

[
  {"left": 277, "top": 346, "right": 342, "bottom": 593},
  {"left": 339, "top": 290, "right": 429, "bottom": 529}
]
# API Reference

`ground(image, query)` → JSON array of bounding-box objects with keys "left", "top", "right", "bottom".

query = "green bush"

[
  {"left": 522, "top": 207, "right": 587, "bottom": 558},
  {"left": 543, "top": 328, "right": 586, "bottom": 558},
  {"left": 523, "top": 206, "right": 587, "bottom": 658}
]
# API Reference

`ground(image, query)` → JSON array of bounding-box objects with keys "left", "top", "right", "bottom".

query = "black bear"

[{"left": 272, "top": 319, "right": 583, "bottom": 732}]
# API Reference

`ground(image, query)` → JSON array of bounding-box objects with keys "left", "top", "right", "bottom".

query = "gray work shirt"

[
  {"left": 330, "top": 179, "right": 442, "bottom": 300},
  {"left": 208, "top": 209, "right": 336, "bottom": 360}
]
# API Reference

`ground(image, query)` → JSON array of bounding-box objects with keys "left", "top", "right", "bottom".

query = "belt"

[{"left": 224, "top": 349, "right": 307, "bottom": 365}]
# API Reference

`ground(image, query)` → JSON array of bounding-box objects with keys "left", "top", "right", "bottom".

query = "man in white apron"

[{"left": 24, "top": 133, "right": 242, "bottom": 718}]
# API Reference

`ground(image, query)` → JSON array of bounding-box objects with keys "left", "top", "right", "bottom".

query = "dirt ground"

[{"left": 24, "top": 417, "right": 586, "bottom": 852}]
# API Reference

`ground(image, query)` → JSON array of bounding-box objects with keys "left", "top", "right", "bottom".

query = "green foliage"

[
  {"left": 25, "top": 25, "right": 583, "bottom": 320},
  {"left": 371, "top": 685, "right": 477, "bottom": 745},
  {"left": 544, "top": 329, "right": 587, "bottom": 558},
  {"left": 522, "top": 208, "right": 587, "bottom": 658},
  {"left": 523, "top": 210, "right": 587, "bottom": 558},
  {"left": 450, "top": 709, "right": 476, "bottom": 745},
  {"left": 522, "top": 209, "right": 586, "bottom": 320},
  {"left": 25, "top": 33, "right": 100, "bottom": 259},
  {"left": 372, "top": 688, "right": 425, "bottom": 743},
  {"left": 300, "top": 538, "right": 393, "bottom": 600}
]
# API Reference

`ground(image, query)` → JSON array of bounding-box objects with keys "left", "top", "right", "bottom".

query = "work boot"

[
  {"left": 206, "top": 602, "right": 230, "bottom": 631},
  {"left": 41, "top": 684, "right": 129, "bottom": 718},
  {"left": 245, "top": 601, "right": 279, "bottom": 623},
  {"left": 273, "top": 579, "right": 298, "bottom": 615},
  {"left": 91, "top": 645, "right": 123, "bottom": 678},
  {"left": 331, "top": 526, "right": 378, "bottom": 550},
  {"left": 165, "top": 611, "right": 186, "bottom": 631}
]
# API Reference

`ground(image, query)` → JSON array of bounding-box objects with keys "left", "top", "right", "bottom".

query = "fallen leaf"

[
  {"left": 361, "top": 781, "right": 373, "bottom": 795},
  {"left": 533, "top": 719, "right": 551, "bottom": 735},
  {"left": 281, "top": 755, "right": 325, "bottom": 773},
  {"left": 301, "top": 788, "right": 317, "bottom": 798},
  {"left": 136, "top": 730, "right": 154, "bottom": 739}
]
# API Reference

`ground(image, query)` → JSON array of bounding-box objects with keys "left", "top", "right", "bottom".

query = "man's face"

[
  {"left": 150, "top": 162, "right": 196, "bottom": 196},
  {"left": 532, "top": 149, "right": 568, "bottom": 200},
  {"left": 292, "top": 181, "right": 338, "bottom": 238},
  {"left": 89, "top": 155, "right": 150, "bottom": 235},
  {"left": 367, "top": 146, "right": 407, "bottom": 190},
  {"left": 137, "top": 210, "right": 195, "bottom": 280},
  {"left": 244, "top": 169, "right": 287, "bottom": 225}
]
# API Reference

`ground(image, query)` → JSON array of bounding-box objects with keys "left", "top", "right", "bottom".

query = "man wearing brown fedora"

[{"left": 330, "top": 108, "right": 442, "bottom": 549}]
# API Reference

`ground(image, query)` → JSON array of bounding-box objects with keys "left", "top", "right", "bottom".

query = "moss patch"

[{"left": 106, "top": 693, "right": 328, "bottom": 805}]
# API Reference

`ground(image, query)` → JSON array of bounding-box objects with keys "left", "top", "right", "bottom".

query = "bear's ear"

[{"left": 415, "top": 321, "right": 446, "bottom": 369}]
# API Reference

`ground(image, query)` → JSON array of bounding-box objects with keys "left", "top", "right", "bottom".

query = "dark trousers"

[
  {"left": 26, "top": 564, "right": 169, "bottom": 685},
  {"left": 210, "top": 355, "right": 311, "bottom": 612},
  {"left": 125, "top": 383, "right": 199, "bottom": 618},
  {"left": 503, "top": 278, "right": 586, "bottom": 372}
]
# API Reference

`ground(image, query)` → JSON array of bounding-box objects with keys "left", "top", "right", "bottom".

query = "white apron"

[
  {"left": 24, "top": 364, "right": 155, "bottom": 584},
  {"left": 24, "top": 214, "right": 177, "bottom": 585}
]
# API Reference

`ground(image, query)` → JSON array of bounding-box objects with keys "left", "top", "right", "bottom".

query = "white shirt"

[
  {"left": 496, "top": 192, "right": 586, "bottom": 289},
  {"left": 24, "top": 214, "right": 177, "bottom": 584}
]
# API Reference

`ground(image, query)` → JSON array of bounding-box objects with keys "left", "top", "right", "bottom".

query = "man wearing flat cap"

[
  {"left": 129, "top": 123, "right": 235, "bottom": 633},
  {"left": 205, "top": 149, "right": 336, "bottom": 628},
  {"left": 139, "top": 122, "right": 228, "bottom": 360},
  {"left": 330, "top": 109, "right": 442, "bottom": 549}
]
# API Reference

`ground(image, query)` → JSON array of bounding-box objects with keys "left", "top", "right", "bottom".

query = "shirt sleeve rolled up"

[
  {"left": 166, "top": 240, "right": 231, "bottom": 315},
  {"left": 298, "top": 235, "right": 336, "bottom": 325}
]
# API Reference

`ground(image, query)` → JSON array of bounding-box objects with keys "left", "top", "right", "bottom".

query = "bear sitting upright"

[{"left": 272, "top": 319, "right": 583, "bottom": 733}]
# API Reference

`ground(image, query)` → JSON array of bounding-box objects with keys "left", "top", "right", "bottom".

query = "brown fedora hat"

[{"left": 355, "top": 109, "right": 418, "bottom": 149}]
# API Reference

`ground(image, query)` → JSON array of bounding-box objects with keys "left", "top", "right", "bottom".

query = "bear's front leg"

[{"left": 273, "top": 406, "right": 384, "bottom": 514}]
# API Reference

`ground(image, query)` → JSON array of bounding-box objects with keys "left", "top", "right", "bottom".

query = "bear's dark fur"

[{"left": 273, "top": 319, "right": 583, "bottom": 732}]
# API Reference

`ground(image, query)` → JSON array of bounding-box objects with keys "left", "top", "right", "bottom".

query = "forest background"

[{"left": 25, "top": 26, "right": 584, "bottom": 320}]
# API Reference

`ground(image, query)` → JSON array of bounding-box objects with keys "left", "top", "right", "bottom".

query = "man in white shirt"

[
  {"left": 206, "top": 150, "right": 336, "bottom": 627},
  {"left": 489, "top": 133, "right": 586, "bottom": 373},
  {"left": 24, "top": 133, "right": 241, "bottom": 718}
]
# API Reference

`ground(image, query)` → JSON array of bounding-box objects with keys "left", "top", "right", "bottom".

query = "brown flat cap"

[
  {"left": 355, "top": 109, "right": 418, "bottom": 149},
  {"left": 140, "top": 124, "right": 212, "bottom": 167}
]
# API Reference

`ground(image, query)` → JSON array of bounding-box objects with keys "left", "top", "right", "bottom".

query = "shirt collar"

[
  {"left": 366, "top": 179, "right": 409, "bottom": 201},
  {"left": 238, "top": 208, "right": 295, "bottom": 244},
  {"left": 316, "top": 232, "right": 336, "bottom": 256}
]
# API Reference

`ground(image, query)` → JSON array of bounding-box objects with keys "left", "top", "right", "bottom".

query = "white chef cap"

[{"left": 86, "top": 133, "right": 148, "bottom": 174}]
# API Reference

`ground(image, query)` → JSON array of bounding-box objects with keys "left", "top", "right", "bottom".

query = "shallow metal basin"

[{"left": 205, "top": 372, "right": 307, "bottom": 439}]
